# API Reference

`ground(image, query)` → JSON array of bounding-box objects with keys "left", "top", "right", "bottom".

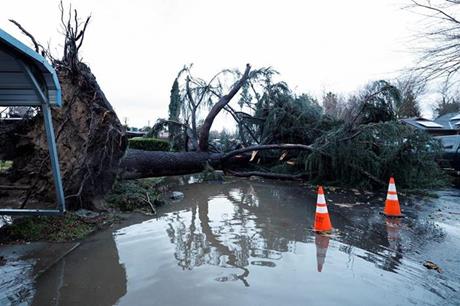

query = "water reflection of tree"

[
  {"left": 163, "top": 182, "right": 298, "bottom": 287},
  {"left": 162, "top": 180, "right": 445, "bottom": 280}
]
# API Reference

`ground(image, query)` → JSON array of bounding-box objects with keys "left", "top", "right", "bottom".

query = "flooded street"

[{"left": 3, "top": 178, "right": 460, "bottom": 305}]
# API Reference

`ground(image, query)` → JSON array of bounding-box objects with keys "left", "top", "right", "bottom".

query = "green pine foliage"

[
  {"left": 239, "top": 77, "right": 447, "bottom": 189},
  {"left": 305, "top": 122, "right": 446, "bottom": 189}
]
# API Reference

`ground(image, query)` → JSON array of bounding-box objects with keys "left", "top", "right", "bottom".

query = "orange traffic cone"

[
  {"left": 383, "top": 177, "right": 403, "bottom": 217},
  {"left": 315, "top": 233, "right": 330, "bottom": 272},
  {"left": 313, "top": 186, "right": 333, "bottom": 233}
]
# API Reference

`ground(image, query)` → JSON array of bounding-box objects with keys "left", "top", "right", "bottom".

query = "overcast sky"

[{"left": 1, "top": 0, "right": 427, "bottom": 129}]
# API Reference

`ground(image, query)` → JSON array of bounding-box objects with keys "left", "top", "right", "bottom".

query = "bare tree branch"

[
  {"left": 8, "top": 19, "right": 42, "bottom": 53},
  {"left": 408, "top": 0, "right": 460, "bottom": 84},
  {"left": 411, "top": 0, "right": 460, "bottom": 24}
]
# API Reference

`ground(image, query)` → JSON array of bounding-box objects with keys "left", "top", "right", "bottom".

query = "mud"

[{"left": 1, "top": 178, "right": 460, "bottom": 305}]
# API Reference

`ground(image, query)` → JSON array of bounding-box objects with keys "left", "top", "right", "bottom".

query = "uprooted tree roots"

[
  {"left": 0, "top": 61, "right": 127, "bottom": 210},
  {"left": 1, "top": 7, "right": 126, "bottom": 210}
]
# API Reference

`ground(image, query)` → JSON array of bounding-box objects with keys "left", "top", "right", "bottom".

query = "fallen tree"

[
  {"left": 1, "top": 6, "right": 127, "bottom": 210},
  {"left": 0, "top": 4, "right": 447, "bottom": 211}
]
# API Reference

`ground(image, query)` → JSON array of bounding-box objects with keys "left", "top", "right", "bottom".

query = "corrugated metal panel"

[
  {"left": 0, "top": 72, "right": 34, "bottom": 88},
  {"left": 48, "top": 89, "right": 57, "bottom": 105},
  {"left": 0, "top": 43, "right": 41, "bottom": 105},
  {"left": 43, "top": 73, "right": 56, "bottom": 90},
  {"left": 0, "top": 49, "right": 22, "bottom": 72},
  {"left": 43, "top": 74, "right": 57, "bottom": 104},
  {"left": 0, "top": 65, "right": 41, "bottom": 105},
  {"left": 0, "top": 28, "right": 61, "bottom": 106}
]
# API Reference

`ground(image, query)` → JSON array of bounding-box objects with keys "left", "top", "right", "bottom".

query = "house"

[
  {"left": 400, "top": 116, "right": 459, "bottom": 136},
  {"left": 125, "top": 127, "right": 147, "bottom": 138},
  {"left": 434, "top": 112, "right": 460, "bottom": 130},
  {"left": 400, "top": 115, "right": 460, "bottom": 173}
]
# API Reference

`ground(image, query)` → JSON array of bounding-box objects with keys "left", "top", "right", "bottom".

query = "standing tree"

[
  {"left": 168, "top": 78, "right": 183, "bottom": 150},
  {"left": 409, "top": 0, "right": 460, "bottom": 85}
]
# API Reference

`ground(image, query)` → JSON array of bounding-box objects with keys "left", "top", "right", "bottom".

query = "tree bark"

[
  {"left": 119, "top": 149, "right": 222, "bottom": 179},
  {"left": 225, "top": 170, "right": 306, "bottom": 180}
]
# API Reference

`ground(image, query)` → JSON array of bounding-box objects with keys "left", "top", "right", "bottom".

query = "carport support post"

[
  {"left": 19, "top": 59, "right": 66, "bottom": 213},
  {"left": 42, "top": 103, "right": 66, "bottom": 213}
]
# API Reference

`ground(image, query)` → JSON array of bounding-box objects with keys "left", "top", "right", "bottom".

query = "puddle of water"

[
  {"left": 0, "top": 257, "right": 35, "bottom": 306},
  {"left": 0, "top": 244, "right": 41, "bottom": 306},
  {"left": 111, "top": 181, "right": 458, "bottom": 306},
  {"left": 17, "top": 180, "right": 460, "bottom": 305}
]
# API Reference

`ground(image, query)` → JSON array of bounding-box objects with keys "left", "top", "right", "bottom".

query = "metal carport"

[{"left": 0, "top": 28, "right": 65, "bottom": 215}]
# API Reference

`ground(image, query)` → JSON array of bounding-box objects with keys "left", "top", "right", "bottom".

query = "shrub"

[
  {"left": 128, "top": 137, "right": 170, "bottom": 151},
  {"left": 105, "top": 178, "right": 164, "bottom": 211}
]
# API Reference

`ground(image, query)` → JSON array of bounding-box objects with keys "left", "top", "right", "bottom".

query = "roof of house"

[
  {"left": 0, "top": 28, "right": 61, "bottom": 106},
  {"left": 400, "top": 117, "right": 447, "bottom": 130},
  {"left": 435, "top": 112, "right": 460, "bottom": 129}
]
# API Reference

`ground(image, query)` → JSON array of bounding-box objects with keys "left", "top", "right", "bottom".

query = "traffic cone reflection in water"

[
  {"left": 383, "top": 177, "right": 403, "bottom": 217},
  {"left": 385, "top": 217, "right": 401, "bottom": 251},
  {"left": 315, "top": 233, "right": 330, "bottom": 272},
  {"left": 313, "top": 186, "right": 333, "bottom": 233}
]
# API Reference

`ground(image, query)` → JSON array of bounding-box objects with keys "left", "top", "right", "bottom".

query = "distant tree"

[
  {"left": 434, "top": 94, "right": 460, "bottom": 116},
  {"left": 322, "top": 92, "right": 346, "bottom": 119},
  {"left": 398, "top": 91, "right": 421, "bottom": 118},
  {"left": 394, "top": 76, "right": 423, "bottom": 118},
  {"left": 168, "top": 78, "right": 183, "bottom": 150},
  {"left": 208, "top": 130, "right": 220, "bottom": 140},
  {"left": 141, "top": 126, "right": 152, "bottom": 133}
]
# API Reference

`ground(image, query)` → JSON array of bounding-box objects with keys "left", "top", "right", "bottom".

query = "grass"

[
  {"left": 0, "top": 160, "right": 12, "bottom": 173},
  {"left": 2, "top": 213, "right": 96, "bottom": 242},
  {"left": 0, "top": 177, "right": 167, "bottom": 243}
]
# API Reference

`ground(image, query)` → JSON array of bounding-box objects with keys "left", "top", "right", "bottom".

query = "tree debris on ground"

[{"left": 423, "top": 260, "right": 442, "bottom": 273}]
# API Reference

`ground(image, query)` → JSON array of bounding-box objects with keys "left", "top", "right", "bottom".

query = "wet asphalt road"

[{"left": 1, "top": 178, "right": 459, "bottom": 305}]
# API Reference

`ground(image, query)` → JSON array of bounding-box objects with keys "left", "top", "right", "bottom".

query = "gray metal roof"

[
  {"left": 434, "top": 112, "right": 460, "bottom": 130},
  {"left": 400, "top": 117, "right": 443, "bottom": 129},
  {"left": 0, "top": 28, "right": 61, "bottom": 107},
  {"left": 400, "top": 115, "right": 460, "bottom": 136}
]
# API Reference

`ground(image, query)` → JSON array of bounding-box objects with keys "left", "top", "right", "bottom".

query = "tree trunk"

[
  {"left": 119, "top": 149, "right": 222, "bottom": 179},
  {"left": 198, "top": 64, "right": 251, "bottom": 152}
]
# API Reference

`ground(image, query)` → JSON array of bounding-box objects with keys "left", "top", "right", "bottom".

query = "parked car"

[{"left": 435, "top": 135, "right": 460, "bottom": 175}]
